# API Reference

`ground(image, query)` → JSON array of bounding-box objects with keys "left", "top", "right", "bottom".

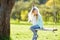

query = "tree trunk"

[{"left": 0, "top": 0, "right": 15, "bottom": 40}]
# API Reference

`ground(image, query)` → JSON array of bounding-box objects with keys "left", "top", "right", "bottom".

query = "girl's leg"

[
  {"left": 30, "top": 27, "right": 38, "bottom": 40},
  {"left": 32, "top": 30, "right": 38, "bottom": 40}
]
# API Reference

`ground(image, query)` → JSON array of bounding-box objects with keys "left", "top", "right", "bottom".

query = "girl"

[{"left": 28, "top": 6, "right": 57, "bottom": 40}]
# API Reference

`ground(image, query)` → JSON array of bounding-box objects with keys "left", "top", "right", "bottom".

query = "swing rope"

[{"left": 53, "top": 0, "right": 57, "bottom": 32}]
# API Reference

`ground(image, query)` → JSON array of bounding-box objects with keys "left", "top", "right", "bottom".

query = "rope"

[{"left": 53, "top": 0, "right": 56, "bottom": 30}]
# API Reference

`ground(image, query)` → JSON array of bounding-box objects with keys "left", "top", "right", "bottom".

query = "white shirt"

[{"left": 31, "top": 14, "right": 37, "bottom": 25}]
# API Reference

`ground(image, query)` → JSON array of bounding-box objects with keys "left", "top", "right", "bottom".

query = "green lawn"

[{"left": 10, "top": 24, "right": 60, "bottom": 40}]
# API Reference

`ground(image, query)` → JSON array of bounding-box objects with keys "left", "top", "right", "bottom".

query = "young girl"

[{"left": 28, "top": 6, "right": 57, "bottom": 40}]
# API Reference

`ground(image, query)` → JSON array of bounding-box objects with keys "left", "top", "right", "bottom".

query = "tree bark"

[{"left": 0, "top": 0, "right": 15, "bottom": 39}]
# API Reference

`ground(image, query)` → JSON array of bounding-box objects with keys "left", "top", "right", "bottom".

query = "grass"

[{"left": 10, "top": 24, "right": 60, "bottom": 40}]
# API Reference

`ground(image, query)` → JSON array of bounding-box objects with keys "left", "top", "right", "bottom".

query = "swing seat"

[
  {"left": 35, "top": 28, "right": 57, "bottom": 32},
  {"left": 53, "top": 28, "right": 57, "bottom": 31}
]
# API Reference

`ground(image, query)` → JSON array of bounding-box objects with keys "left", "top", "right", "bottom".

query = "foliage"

[{"left": 11, "top": 0, "right": 60, "bottom": 23}]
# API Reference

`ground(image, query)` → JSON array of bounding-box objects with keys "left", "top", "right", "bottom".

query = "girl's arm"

[{"left": 37, "top": 15, "right": 44, "bottom": 28}]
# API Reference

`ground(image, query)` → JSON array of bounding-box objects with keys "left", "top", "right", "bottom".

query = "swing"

[
  {"left": 29, "top": 1, "right": 58, "bottom": 40},
  {"left": 31, "top": 0, "right": 58, "bottom": 32}
]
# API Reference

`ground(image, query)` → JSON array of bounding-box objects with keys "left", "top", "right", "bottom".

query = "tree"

[
  {"left": 0, "top": 0, "right": 15, "bottom": 40},
  {"left": 38, "top": 0, "right": 48, "bottom": 4}
]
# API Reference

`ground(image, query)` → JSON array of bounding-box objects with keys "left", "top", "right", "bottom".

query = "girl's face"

[{"left": 32, "top": 9, "right": 38, "bottom": 15}]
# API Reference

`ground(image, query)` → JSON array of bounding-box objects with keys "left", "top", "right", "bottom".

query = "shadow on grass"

[{"left": 0, "top": 35, "right": 12, "bottom": 40}]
